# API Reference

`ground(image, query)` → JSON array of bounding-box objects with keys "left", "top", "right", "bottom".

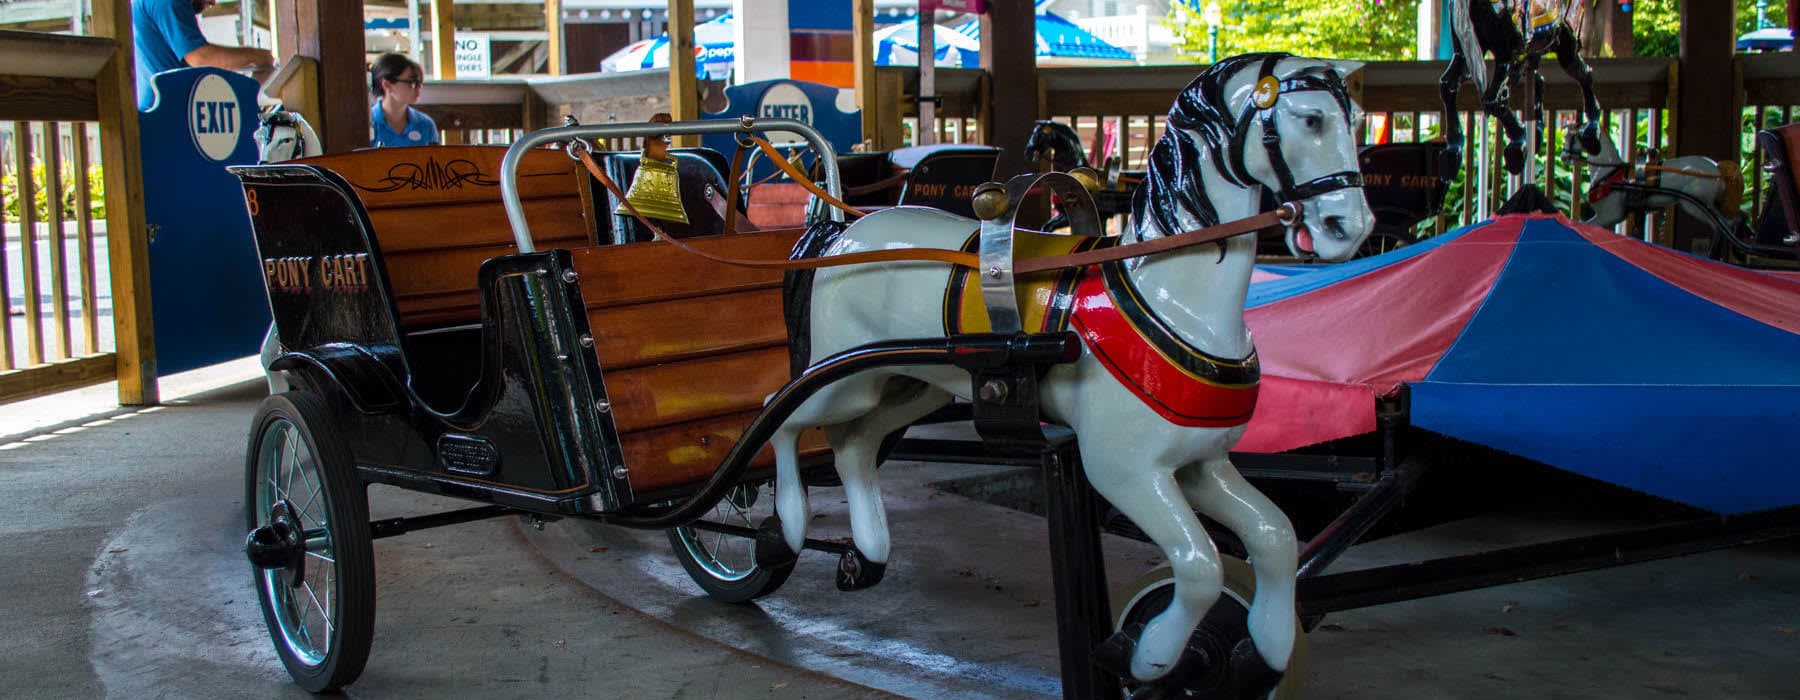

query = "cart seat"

[{"left": 589, "top": 147, "right": 744, "bottom": 244}]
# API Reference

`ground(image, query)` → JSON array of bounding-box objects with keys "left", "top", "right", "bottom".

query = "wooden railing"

[
  {"left": 1740, "top": 52, "right": 1800, "bottom": 233},
  {"left": 0, "top": 13, "right": 156, "bottom": 405},
  {"left": 412, "top": 56, "right": 1798, "bottom": 250}
]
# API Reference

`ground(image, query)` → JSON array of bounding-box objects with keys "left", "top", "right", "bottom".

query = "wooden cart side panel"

[
  {"left": 587, "top": 288, "right": 788, "bottom": 370},
  {"left": 297, "top": 146, "right": 581, "bottom": 209},
  {"left": 620, "top": 410, "right": 830, "bottom": 494},
  {"left": 303, "top": 146, "right": 598, "bottom": 331},
  {"left": 565, "top": 227, "right": 827, "bottom": 494}
]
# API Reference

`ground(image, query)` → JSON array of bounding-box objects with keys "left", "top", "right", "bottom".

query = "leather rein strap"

[{"left": 575, "top": 146, "right": 1296, "bottom": 275}]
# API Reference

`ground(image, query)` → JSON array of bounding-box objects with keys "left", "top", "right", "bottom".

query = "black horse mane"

[{"left": 1131, "top": 53, "right": 1291, "bottom": 242}]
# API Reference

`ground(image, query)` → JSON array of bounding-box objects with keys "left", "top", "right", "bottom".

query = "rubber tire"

[
  {"left": 246, "top": 391, "right": 376, "bottom": 693},
  {"left": 666, "top": 481, "right": 798, "bottom": 603},
  {"left": 1112, "top": 557, "right": 1308, "bottom": 700}
]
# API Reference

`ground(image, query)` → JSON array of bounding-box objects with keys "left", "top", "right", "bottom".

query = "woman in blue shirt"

[{"left": 370, "top": 53, "right": 440, "bottom": 148}]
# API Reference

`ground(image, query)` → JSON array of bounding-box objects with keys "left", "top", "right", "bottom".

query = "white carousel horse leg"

[
  {"left": 1078, "top": 436, "right": 1223, "bottom": 682},
  {"left": 768, "top": 371, "right": 890, "bottom": 556},
  {"left": 823, "top": 383, "right": 951, "bottom": 565},
  {"left": 770, "top": 423, "right": 813, "bottom": 556},
  {"left": 1583, "top": 191, "right": 1626, "bottom": 229},
  {"left": 260, "top": 324, "right": 287, "bottom": 394},
  {"left": 1177, "top": 456, "right": 1299, "bottom": 671}
]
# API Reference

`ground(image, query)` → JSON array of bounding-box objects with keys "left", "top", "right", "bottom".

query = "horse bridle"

[{"left": 1221, "top": 55, "right": 1363, "bottom": 206}]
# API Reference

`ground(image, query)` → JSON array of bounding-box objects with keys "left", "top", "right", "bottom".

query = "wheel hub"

[{"left": 246, "top": 500, "right": 307, "bottom": 586}]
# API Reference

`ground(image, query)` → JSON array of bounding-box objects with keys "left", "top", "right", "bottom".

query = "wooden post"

[
  {"left": 1599, "top": 0, "right": 1632, "bottom": 58},
  {"left": 546, "top": 0, "right": 566, "bottom": 76},
  {"left": 918, "top": 7, "right": 937, "bottom": 145},
  {"left": 667, "top": 0, "right": 698, "bottom": 146},
  {"left": 432, "top": 0, "right": 457, "bottom": 79},
  {"left": 981, "top": 0, "right": 1038, "bottom": 179},
  {"left": 853, "top": 0, "right": 878, "bottom": 149},
  {"left": 273, "top": 1, "right": 366, "bottom": 154},
  {"left": 1671, "top": 0, "right": 1737, "bottom": 253},
  {"left": 91, "top": 0, "right": 158, "bottom": 405}
]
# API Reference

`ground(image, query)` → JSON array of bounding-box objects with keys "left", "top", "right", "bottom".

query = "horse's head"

[
  {"left": 1023, "top": 120, "right": 1088, "bottom": 172},
  {"left": 255, "top": 108, "right": 322, "bottom": 164},
  {"left": 1145, "top": 53, "right": 1373, "bottom": 261}
]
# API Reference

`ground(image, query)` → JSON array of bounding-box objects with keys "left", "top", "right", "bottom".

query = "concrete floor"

[{"left": 3, "top": 378, "right": 1796, "bottom": 698}]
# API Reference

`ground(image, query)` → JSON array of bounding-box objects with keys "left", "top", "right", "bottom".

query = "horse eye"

[{"left": 1303, "top": 114, "right": 1323, "bottom": 131}]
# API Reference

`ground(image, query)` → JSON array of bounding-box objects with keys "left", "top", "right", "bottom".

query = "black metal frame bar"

[
  {"left": 1298, "top": 504, "right": 1800, "bottom": 615},
  {"left": 683, "top": 519, "right": 856, "bottom": 557},
  {"left": 369, "top": 505, "right": 517, "bottom": 540},
  {"left": 890, "top": 431, "right": 1117, "bottom": 700}
]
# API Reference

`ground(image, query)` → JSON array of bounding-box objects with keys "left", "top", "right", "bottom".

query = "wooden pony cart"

[{"left": 234, "top": 117, "right": 1254, "bottom": 696}]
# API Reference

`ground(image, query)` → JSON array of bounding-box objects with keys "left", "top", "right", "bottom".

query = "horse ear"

[{"left": 1324, "top": 60, "right": 1365, "bottom": 81}]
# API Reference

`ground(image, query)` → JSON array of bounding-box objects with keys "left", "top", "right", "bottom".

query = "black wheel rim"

[
  {"left": 672, "top": 482, "right": 768, "bottom": 583},
  {"left": 253, "top": 417, "right": 338, "bottom": 668}
]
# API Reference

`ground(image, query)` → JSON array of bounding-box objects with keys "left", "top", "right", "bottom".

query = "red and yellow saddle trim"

[
  {"left": 941, "top": 231, "right": 1104, "bottom": 335},
  {"left": 943, "top": 238, "right": 1261, "bottom": 427},
  {"left": 1069, "top": 263, "right": 1260, "bottom": 428}
]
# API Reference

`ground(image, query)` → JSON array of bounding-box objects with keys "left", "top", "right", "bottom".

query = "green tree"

[
  {"left": 1167, "top": 0, "right": 1424, "bottom": 62},
  {"left": 1633, "top": 0, "right": 1789, "bottom": 57}
]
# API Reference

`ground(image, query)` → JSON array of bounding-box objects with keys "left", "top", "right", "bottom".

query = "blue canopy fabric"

[
  {"left": 953, "top": 10, "right": 1135, "bottom": 62},
  {"left": 1239, "top": 215, "right": 1800, "bottom": 515}
]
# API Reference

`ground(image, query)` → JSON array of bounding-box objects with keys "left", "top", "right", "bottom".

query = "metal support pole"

[{"left": 1040, "top": 433, "right": 1118, "bottom": 700}]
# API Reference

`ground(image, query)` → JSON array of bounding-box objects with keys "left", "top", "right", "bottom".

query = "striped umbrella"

[{"left": 1238, "top": 214, "right": 1800, "bottom": 515}]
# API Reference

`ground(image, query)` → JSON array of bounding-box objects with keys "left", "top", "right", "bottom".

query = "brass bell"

[
  {"left": 616, "top": 113, "right": 688, "bottom": 224},
  {"left": 617, "top": 155, "right": 688, "bottom": 224}
]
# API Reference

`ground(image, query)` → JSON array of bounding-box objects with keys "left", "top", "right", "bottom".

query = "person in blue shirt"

[
  {"left": 370, "top": 53, "right": 440, "bottom": 148},
  {"left": 132, "top": 0, "right": 274, "bottom": 110}
]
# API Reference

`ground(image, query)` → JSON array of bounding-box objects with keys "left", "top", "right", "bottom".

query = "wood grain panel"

[
  {"left": 0, "top": 75, "right": 99, "bottom": 121},
  {"left": 299, "top": 146, "right": 580, "bottom": 209},
  {"left": 621, "top": 411, "right": 829, "bottom": 493},
  {"left": 603, "top": 346, "right": 791, "bottom": 434},
  {"left": 588, "top": 287, "right": 787, "bottom": 370},
  {"left": 569, "top": 228, "right": 804, "bottom": 308},
  {"left": 384, "top": 236, "right": 583, "bottom": 298},
  {"left": 368, "top": 196, "right": 590, "bottom": 252}
]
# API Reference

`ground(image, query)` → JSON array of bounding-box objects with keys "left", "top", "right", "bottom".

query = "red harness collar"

[
  {"left": 1068, "top": 265, "right": 1259, "bottom": 428},
  {"left": 1589, "top": 168, "right": 1627, "bottom": 203}
]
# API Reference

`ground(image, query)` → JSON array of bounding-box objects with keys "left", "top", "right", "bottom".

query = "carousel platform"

[{"left": 2, "top": 371, "right": 1797, "bottom": 698}]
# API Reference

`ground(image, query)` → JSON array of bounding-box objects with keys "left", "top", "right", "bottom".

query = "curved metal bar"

[
  {"left": 602, "top": 332, "right": 1082, "bottom": 529},
  {"left": 500, "top": 118, "right": 845, "bottom": 252}
]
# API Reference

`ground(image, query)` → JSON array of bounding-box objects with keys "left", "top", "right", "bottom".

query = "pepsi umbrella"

[
  {"left": 953, "top": 9, "right": 1135, "bottom": 65},
  {"left": 873, "top": 18, "right": 983, "bottom": 68},
  {"left": 1237, "top": 214, "right": 1800, "bottom": 515},
  {"left": 599, "top": 12, "right": 736, "bottom": 79}
]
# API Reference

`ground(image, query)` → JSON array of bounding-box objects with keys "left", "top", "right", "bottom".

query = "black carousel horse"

[
  {"left": 1022, "top": 119, "right": 1090, "bottom": 172},
  {"left": 1438, "top": 0, "right": 1603, "bottom": 176}
]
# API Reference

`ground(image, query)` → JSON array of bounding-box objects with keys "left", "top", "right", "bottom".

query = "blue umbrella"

[
  {"left": 873, "top": 18, "right": 982, "bottom": 68},
  {"left": 953, "top": 9, "right": 1135, "bottom": 64},
  {"left": 1737, "top": 27, "right": 1793, "bottom": 51}
]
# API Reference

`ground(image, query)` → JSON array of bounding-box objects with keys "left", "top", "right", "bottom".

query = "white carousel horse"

[
  {"left": 1583, "top": 127, "right": 1742, "bottom": 234},
  {"left": 255, "top": 106, "right": 322, "bottom": 393},
  {"left": 253, "top": 106, "right": 322, "bottom": 164},
  {"left": 769, "top": 54, "right": 1372, "bottom": 686}
]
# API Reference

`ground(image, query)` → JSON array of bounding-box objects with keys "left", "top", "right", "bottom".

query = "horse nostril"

[{"left": 1324, "top": 215, "right": 1348, "bottom": 240}]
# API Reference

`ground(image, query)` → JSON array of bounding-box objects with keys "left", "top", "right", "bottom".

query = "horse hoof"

[
  {"left": 835, "top": 548, "right": 886, "bottom": 591},
  {"left": 753, "top": 516, "right": 798, "bottom": 570},
  {"left": 1091, "top": 624, "right": 1141, "bottom": 679},
  {"left": 1224, "top": 637, "right": 1284, "bottom": 700},
  {"left": 1503, "top": 145, "right": 1526, "bottom": 176},
  {"left": 1579, "top": 127, "right": 1603, "bottom": 155}
]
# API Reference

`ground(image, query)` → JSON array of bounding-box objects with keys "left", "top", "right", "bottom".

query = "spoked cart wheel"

[
  {"left": 1113, "top": 557, "right": 1308, "bottom": 700},
  {"left": 244, "top": 392, "right": 376, "bottom": 693},
  {"left": 667, "top": 480, "right": 796, "bottom": 603}
]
